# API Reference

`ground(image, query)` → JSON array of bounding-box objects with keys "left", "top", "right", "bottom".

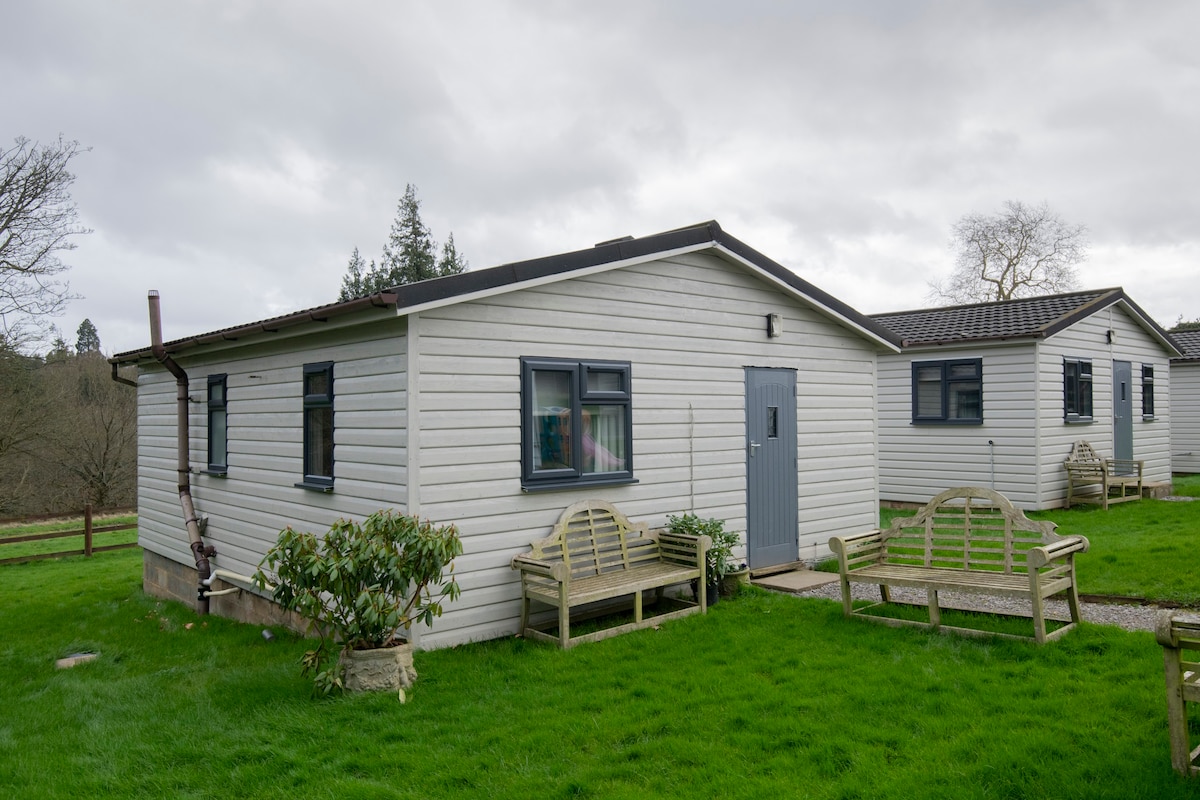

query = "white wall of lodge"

[
  {"left": 134, "top": 251, "right": 887, "bottom": 648},
  {"left": 877, "top": 302, "right": 1172, "bottom": 509}
]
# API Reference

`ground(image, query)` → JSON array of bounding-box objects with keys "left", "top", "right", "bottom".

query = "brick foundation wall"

[{"left": 142, "top": 550, "right": 307, "bottom": 634}]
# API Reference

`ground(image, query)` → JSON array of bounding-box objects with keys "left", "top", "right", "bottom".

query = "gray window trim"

[
  {"left": 520, "top": 356, "right": 635, "bottom": 491},
  {"left": 1063, "top": 357, "right": 1094, "bottom": 422},
  {"left": 910, "top": 358, "right": 983, "bottom": 425},
  {"left": 298, "top": 361, "right": 334, "bottom": 490},
  {"left": 206, "top": 373, "right": 228, "bottom": 475}
]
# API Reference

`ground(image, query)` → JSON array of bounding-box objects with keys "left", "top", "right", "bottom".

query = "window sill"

[
  {"left": 295, "top": 480, "right": 334, "bottom": 493},
  {"left": 1064, "top": 417, "right": 1094, "bottom": 425},
  {"left": 1142, "top": 415, "right": 1157, "bottom": 422},
  {"left": 910, "top": 419, "right": 983, "bottom": 426},
  {"left": 522, "top": 477, "right": 639, "bottom": 493},
  {"left": 201, "top": 469, "right": 228, "bottom": 477}
]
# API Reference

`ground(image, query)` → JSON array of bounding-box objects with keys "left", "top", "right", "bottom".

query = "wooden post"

[{"left": 84, "top": 504, "right": 93, "bottom": 557}]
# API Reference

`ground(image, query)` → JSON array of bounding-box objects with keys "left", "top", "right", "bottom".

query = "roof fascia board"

[
  {"left": 709, "top": 243, "right": 902, "bottom": 353},
  {"left": 1111, "top": 298, "right": 1184, "bottom": 357},
  {"left": 889, "top": 337, "right": 1038, "bottom": 354},
  {"left": 114, "top": 304, "right": 400, "bottom": 366}
]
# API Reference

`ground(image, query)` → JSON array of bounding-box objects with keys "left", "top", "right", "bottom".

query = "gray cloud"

[{"left": 5, "top": 0, "right": 1199, "bottom": 352}]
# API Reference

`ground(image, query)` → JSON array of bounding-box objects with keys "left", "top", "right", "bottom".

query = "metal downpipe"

[{"left": 148, "top": 290, "right": 213, "bottom": 614}]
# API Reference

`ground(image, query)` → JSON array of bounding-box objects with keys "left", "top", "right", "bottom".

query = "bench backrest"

[
  {"left": 1065, "top": 440, "right": 1107, "bottom": 473},
  {"left": 527, "top": 500, "right": 660, "bottom": 580},
  {"left": 881, "top": 487, "right": 1060, "bottom": 575}
]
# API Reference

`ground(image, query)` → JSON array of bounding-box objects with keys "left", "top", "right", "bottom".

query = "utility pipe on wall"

[
  {"left": 148, "top": 290, "right": 214, "bottom": 615},
  {"left": 202, "top": 569, "right": 272, "bottom": 598}
]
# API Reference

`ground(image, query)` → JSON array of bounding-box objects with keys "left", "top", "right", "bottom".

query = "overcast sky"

[{"left": 7, "top": 0, "right": 1199, "bottom": 355}]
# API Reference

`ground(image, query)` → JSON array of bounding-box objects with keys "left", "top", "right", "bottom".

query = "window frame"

[
  {"left": 206, "top": 374, "right": 228, "bottom": 475},
  {"left": 520, "top": 356, "right": 635, "bottom": 491},
  {"left": 298, "top": 361, "right": 335, "bottom": 490},
  {"left": 910, "top": 358, "right": 983, "bottom": 425},
  {"left": 1063, "top": 357, "right": 1094, "bottom": 422},
  {"left": 1142, "top": 364, "right": 1155, "bottom": 419}
]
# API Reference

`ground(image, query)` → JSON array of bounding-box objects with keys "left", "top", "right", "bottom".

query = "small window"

[
  {"left": 521, "top": 357, "right": 633, "bottom": 490},
  {"left": 1064, "top": 358, "right": 1093, "bottom": 421},
  {"left": 207, "top": 374, "right": 228, "bottom": 473},
  {"left": 1142, "top": 364, "right": 1155, "bottom": 418},
  {"left": 300, "top": 362, "right": 334, "bottom": 488},
  {"left": 911, "top": 359, "right": 982, "bottom": 424}
]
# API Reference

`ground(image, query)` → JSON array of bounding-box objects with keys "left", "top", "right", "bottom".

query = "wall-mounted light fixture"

[
  {"left": 1106, "top": 329, "right": 1115, "bottom": 344},
  {"left": 766, "top": 313, "right": 782, "bottom": 338}
]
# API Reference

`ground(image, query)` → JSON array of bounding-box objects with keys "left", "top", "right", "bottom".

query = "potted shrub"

[
  {"left": 667, "top": 513, "right": 739, "bottom": 605},
  {"left": 252, "top": 509, "right": 462, "bottom": 695}
]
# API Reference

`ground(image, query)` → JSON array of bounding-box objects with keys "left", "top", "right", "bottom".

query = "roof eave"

[{"left": 110, "top": 291, "right": 398, "bottom": 365}]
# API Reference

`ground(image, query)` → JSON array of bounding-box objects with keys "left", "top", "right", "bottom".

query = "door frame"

[{"left": 745, "top": 367, "right": 799, "bottom": 569}]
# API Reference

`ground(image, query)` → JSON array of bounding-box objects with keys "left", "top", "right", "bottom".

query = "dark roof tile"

[{"left": 871, "top": 289, "right": 1123, "bottom": 346}]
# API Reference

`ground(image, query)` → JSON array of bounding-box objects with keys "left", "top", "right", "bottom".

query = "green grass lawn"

[
  {"left": 2, "top": 548, "right": 1198, "bottom": 799},
  {"left": 1039, "top": 476, "right": 1200, "bottom": 605}
]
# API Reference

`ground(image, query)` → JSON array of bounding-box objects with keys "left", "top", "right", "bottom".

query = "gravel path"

[{"left": 796, "top": 580, "right": 1185, "bottom": 633}]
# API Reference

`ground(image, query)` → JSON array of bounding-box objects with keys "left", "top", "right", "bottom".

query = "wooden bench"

[
  {"left": 828, "top": 487, "right": 1090, "bottom": 644},
  {"left": 510, "top": 500, "right": 711, "bottom": 648},
  {"left": 1064, "top": 440, "right": 1144, "bottom": 509},
  {"left": 1156, "top": 610, "right": 1200, "bottom": 776}
]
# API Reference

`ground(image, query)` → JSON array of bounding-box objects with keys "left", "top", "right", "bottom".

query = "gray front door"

[
  {"left": 1113, "top": 359, "right": 1134, "bottom": 462},
  {"left": 746, "top": 367, "right": 799, "bottom": 569}
]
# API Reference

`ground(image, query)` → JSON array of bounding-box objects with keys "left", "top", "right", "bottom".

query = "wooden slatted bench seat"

[
  {"left": 1064, "top": 439, "right": 1144, "bottom": 509},
  {"left": 828, "top": 486, "right": 1090, "bottom": 644},
  {"left": 510, "top": 499, "right": 711, "bottom": 648},
  {"left": 1157, "top": 610, "right": 1200, "bottom": 776}
]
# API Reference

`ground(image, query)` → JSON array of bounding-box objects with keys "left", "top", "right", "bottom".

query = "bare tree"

[
  {"left": 0, "top": 136, "right": 89, "bottom": 340},
  {"left": 35, "top": 352, "right": 137, "bottom": 509},
  {"left": 0, "top": 341, "right": 48, "bottom": 514},
  {"left": 929, "top": 200, "right": 1087, "bottom": 305}
]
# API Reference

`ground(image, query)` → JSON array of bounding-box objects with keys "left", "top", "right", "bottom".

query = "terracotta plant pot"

[{"left": 340, "top": 641, "right": 418, "bottom": 692}]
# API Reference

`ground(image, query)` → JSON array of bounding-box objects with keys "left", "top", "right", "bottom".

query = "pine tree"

[
  {"left": 337, "top": 247, "right": 371, "bottom": 302},
  {"left": 436, "top": 232, "right": 468, "bottom": 277},
  {"left": 336, "top": 184, "right": 467, "bottom": 300},
  {"left": 379, "top": 184, "right": 438, "bottom": 286},
  {"left": 75, "top": 318, "right": 100, "bottom": 354}
]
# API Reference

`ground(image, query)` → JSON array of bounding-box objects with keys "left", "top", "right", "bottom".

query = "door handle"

[{"left": 749, "top": 441, "right": 762, "bottom": 457}]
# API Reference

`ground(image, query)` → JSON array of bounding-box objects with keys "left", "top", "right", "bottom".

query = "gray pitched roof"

[
  {"left": 113, "top": 220, "right": 901, "bottom": 362},
  {"left": 872, "top": 288, "right": 1179, "bottom": 356},
  {"left": 1172, "top": 329, "right": 1200, "bottom": 362}
]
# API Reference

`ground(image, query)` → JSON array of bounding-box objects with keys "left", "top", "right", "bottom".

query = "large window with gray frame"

[
  {"left": 911, "top": 359, "right": 982, "bottom": 424},
  {"left": 521, "top": 357, "right": 633, "bottom": 490}
]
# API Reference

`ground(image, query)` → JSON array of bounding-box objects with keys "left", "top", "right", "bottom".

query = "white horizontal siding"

[
  {"left": 135, "top": 320, "right": 408, "bottom": 583},
  {"left": 878, "top": 302, "right": 1175, "bottom": 510},
  {"left": 878, "top": 343, "right": 1042, "bottom": 507},
  {"left": 412, "top": 251, "right": 881, "bottom": 648},
  {"left": 1171, "top": 362, "right": 1200, "bottom": 473},
  {"left": 135, "top": 251, "right": 884, "bottom": 650},
  {"left": 1039, "top": 305, "right": 1172, "bottom": 500}
]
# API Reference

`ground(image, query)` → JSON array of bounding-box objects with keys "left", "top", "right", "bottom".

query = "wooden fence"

[{"left": 0, "top": 505, "right": 138, "bottom": 566}]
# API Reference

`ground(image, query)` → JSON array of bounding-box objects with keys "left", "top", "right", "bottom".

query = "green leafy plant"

[
  {"left": 667, "top": 513, "right": 739, "bottom": 585},
  {"left": 253, "top": 509, "right": 462, "bottom": 693}
]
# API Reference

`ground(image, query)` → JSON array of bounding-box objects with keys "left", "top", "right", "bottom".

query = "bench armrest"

[
  {"left": 657, "top": 532, "right": 711, "bottom": 576},
  {"left": 511, "top": 554, "right": 568, "bottom": 582},
  {"left": 1027, "top": 535, "right": 1090, "bottom": 568},
  {"left": 828, "top": 530, "right": 883, "bottom": 572}
]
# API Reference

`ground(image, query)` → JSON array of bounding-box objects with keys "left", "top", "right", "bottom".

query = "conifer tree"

[
  {"left": 436, "top": 232, "right": 468, "bottom": 277},
  {"left": 75, "top": 318, "right": 100, "bottom": 354},
  {"left": 336, "top": 184, "right": 467, "bottom": 300}
]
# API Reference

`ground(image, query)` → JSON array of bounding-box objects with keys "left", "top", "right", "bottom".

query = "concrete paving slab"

[{"left": 752, "top": 569, "right": 839, "bottom": 594}]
